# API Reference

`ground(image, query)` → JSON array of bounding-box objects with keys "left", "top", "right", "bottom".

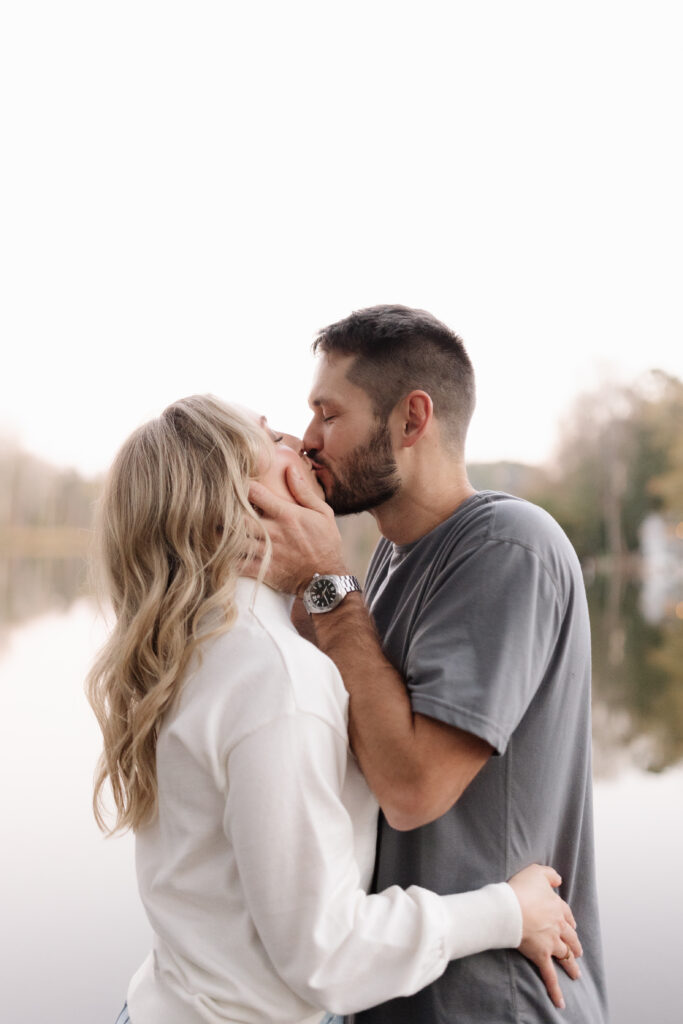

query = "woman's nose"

[{"left": 281, "top": 431, "right": 304, "bottom": 455}]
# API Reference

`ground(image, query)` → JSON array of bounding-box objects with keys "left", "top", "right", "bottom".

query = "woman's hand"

[{"left": 508, "top": 864, "right": 582, "bottom": 1010}]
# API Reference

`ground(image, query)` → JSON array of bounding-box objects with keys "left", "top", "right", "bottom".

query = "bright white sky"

[{"left": 2, "top": 1, "right": 682, "bottom": 476}]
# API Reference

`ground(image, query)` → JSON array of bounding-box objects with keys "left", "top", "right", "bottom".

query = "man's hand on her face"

[{"left": 247, "top": 465, "right": 348, "bottom": 595}]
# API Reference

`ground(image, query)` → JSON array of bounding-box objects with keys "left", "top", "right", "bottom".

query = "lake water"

[{"left": 2, "top": 558, "right": 682, "bottom": 1023}]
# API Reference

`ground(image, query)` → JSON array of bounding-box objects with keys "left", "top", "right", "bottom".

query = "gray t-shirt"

[{"left": 354, "top": 491, "right": 608, "bottom": 1024}]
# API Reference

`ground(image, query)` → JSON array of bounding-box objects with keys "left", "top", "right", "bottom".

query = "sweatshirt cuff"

[{"left": 441, "top": 882, "right": 523, "bottom": 961}]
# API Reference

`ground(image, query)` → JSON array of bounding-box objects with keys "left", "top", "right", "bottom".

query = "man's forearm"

[
  {"left": 245, "top": 471, "right": 491, "bottom": 825},
  {"left": 309, "top": 593, "right": 491, "bottom": 830},
  {"left": 290, "top": 596, "right": 318, "bottom": 645},
  {"left": 309, "top": 594, "right": 418, "bottom": 824}
]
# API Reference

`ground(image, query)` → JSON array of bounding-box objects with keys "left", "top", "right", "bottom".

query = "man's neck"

[{"left": 370, "top": 460, "right": 476, "bottom": 546}]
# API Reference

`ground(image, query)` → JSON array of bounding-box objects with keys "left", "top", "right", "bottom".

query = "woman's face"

[{"left": 256, "top": 416, "right": 325, "bottom": 503}]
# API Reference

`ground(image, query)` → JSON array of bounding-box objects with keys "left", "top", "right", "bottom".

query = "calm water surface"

[{"left": 2, "top": 558, "right": 682, "bottom": 1023}]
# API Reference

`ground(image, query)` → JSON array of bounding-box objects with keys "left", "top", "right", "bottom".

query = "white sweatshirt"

[{"left": 127, "top": 579, "right": 522, "bottom": 1024}]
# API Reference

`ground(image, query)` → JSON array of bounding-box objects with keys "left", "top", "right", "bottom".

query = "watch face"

[{"left": 310, "top": 577, "right": 339, "bottom": 608}]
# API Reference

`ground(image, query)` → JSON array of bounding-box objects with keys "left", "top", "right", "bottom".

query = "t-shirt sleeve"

[{"left": 406, "top": 537, "right": 563, "bottom": 754}]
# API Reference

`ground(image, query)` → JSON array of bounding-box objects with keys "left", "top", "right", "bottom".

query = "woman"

[{"left": 87, "top": 395, "right": 580, "bottom": 1024}]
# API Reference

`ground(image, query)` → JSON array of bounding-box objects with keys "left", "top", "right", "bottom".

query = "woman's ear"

[{"left": 396, "top": 391, "right": 433, "bottom": 448}]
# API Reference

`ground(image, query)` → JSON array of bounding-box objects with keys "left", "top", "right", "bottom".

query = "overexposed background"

[
  {"left": 2, "top": 1, "right": 682, "bottom": 474},
  {"left": 2, "top": 3, "right": 683, "bottom": 1023}
]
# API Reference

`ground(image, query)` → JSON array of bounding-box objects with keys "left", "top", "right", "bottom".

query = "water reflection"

[
  {"left": 588, "top": 571, "right": 683, "bottom": 775},
  {"left": 2, "top": 561, "right": 682, "bottom": 1024},
  {"left": 0, "top": 599, "right": 149, "bottom": 1024},
  {"left": 3, "top": 554, "right": 682, "bottom": 778}
]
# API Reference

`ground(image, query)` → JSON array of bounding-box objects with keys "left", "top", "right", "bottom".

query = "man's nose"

[{"left": 303, "top": 419, "right": 321, "bottom": 458}]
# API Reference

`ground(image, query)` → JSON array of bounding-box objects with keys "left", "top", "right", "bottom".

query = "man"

[{"left": 249, "top": 305, "right": 608, "bottom": 1022}]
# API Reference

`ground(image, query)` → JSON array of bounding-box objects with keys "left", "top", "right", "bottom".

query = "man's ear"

[{"left": 395, "top": 391, "right": 433, "bottom": 449}]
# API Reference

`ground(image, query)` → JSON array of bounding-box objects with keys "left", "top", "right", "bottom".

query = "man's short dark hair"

[{"left": 312, "top": 304, "right": 476, "bottom": 451}]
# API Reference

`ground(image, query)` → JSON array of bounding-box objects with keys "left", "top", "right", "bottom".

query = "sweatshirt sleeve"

[{"left": 224, "top": 711, "right": 522, "bottom": 1016}]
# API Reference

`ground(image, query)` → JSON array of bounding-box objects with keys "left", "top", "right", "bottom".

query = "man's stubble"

[{"left": 315, "top": 420, "right": 400, "bottom": 517}]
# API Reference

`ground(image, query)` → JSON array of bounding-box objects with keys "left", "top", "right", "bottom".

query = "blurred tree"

[
  {"left": 528, "top": 371, "right": 683, "bottom": 560},
  {"left": 646, "top": 619, "right": 683, "bottom": 768},
  {"left": 588, "top": 574, "right": 683, "bottom": 773},
  {"left": 467, "top": 461, "right": 547, "bottom": 497},
  {"left": 643, "top": 371, "right": 683, "bottom": 516},
  {"left": 337, "top": 513, "right": 380, "bottom": 582},
  {"left": 0, "top": 439, "right": 100, "bottom": 532}
]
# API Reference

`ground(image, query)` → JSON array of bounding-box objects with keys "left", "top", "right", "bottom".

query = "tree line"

[
  {"left": 2, "top": 369, "right": 682, "bottom": 564},
  {"left": 0, "top": 440, "right": 100, "bottom": 554},
  {"left": 471, "top": 369, "right": 683, "bottom": 563}
]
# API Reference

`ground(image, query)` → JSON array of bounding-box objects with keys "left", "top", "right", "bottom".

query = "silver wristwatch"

[{"left": 302, "top": 573, "right": 362, "bottom": 614}]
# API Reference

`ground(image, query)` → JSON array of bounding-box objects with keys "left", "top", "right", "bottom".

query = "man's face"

[{"left": 303, "top": 353, "right": 400, "bottom": 515}]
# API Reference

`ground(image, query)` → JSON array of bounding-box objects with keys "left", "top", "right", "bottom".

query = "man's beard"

[{"left": 318, "top": 420, "right": 400, "bottom": 516}]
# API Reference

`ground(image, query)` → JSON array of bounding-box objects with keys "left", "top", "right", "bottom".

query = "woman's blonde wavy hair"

[{"left": 86, "top": 395, "right": 271, "bottom": 835}]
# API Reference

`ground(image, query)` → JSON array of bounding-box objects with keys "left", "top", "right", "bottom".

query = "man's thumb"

[{"left": 286, "top": 464, "right": 328, "bottom": 511}]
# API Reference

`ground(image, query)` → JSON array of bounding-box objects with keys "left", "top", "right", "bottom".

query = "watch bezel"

[{"left": 303, "top": 573, "right": 361, "bottom": 614}]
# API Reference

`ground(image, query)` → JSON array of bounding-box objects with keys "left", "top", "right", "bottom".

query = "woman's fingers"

[
  {"left": 539, "top": 865, "right": 562, "bottom": 890},
  {"left": 554, "top": 920, "right": 582, "bottom": 986},
  {"left": 510, "top": 864, "right": 584, "bottom": 1009},
  {"left": 560, "top": 897, "right": 577, "bottom": 931},
  {"left": 558, "top": 950, "right": 582, "bottom": 981},
  {"left": 562, "top": 922, "right": 583, "bottom": 960},
  {"left": 539, "top": 941, "right": 582, "bottom": 1010},
  {"left": 537, "top": 956, "right": 565, "bottom": 1010}
]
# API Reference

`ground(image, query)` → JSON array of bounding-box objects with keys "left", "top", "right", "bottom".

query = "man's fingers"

[
  {"left": 284, "top": 464, "right": 331, "bottom": 513},
  {"left": 538, "top": 956, "right": 565, "bottom": 1010},
  {"left": 239, "top": 552, "right": 263, "bottom": 580},
  {"left": 248, "top": 480, "right": 287, "bottom": 519}
]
